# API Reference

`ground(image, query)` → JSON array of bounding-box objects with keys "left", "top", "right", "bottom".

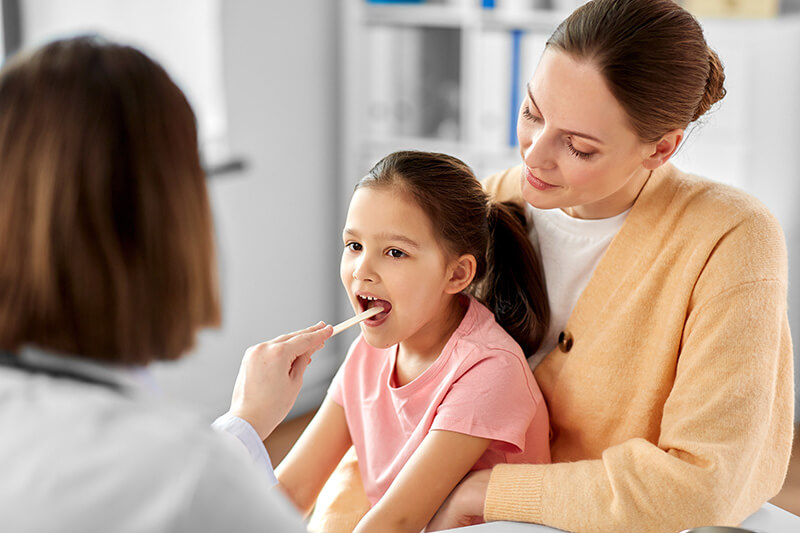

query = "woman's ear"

[
  {"left": 446, "top": 254, "right": 477, "bottom": 294},
  {"left": 643, "top": 128, "right": 683, "bottom": 170}
]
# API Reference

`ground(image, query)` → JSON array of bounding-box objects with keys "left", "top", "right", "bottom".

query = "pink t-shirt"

[{"left": 329, "top": 296, "right": 550, "bottom": 505}]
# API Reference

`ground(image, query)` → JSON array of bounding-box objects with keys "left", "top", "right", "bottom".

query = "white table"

[{"left": 448, "top": 503, "right": 800, "bottom": 532}]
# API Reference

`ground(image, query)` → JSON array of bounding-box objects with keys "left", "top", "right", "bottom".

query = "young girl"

[{"left": 276, "top": 151, "right": 551, "bottom": 532}]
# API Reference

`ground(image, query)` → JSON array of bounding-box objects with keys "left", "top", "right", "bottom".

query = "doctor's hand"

[
  {"left": 228, "top": 321, "right": 333, "bottom": 441},
  {"left": 427, "top": 468, "right": 491, "bottom": 531}
]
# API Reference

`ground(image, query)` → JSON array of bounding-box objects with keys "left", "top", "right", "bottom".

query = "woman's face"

[{"left": 517, "top": 48, "right": 656, "bottom": 219}]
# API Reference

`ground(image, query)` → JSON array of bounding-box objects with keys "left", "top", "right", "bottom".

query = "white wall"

[
  {"left": 20, "top": 0, "right": 228, "bottom": 151},
  {"left": 153, "top": 0, "right": 346, "bottom": 420}
]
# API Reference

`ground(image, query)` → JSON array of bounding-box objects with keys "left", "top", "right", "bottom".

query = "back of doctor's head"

[
  {"left": 0, "top": 36, "right": 220, "bottom": 364},
  {"left": 548, "top": 0, "right": 726, "bottom": 143}
]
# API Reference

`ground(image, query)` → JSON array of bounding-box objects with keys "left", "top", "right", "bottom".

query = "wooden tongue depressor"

[{"left": 331, "top": 306, "right": 384, "bottom": 337}]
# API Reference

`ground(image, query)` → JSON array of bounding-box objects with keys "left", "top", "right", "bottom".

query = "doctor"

[{"left": 0, "top": 36, "right": 321, "bottom": 531}]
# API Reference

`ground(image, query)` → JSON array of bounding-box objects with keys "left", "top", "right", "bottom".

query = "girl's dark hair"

[
  {"left": 548, "top": 0, "right": 726, "bottom": 142},
  {"left": 357, "top": 151, "right": 549, "bottom": 356}
]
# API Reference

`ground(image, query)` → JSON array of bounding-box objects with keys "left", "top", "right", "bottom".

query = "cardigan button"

[{"left": 558, "top": 330, "right": 574, "bottom": 353}]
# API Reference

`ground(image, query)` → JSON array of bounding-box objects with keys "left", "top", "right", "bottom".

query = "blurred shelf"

[
  {"left": 362, "top": 135, "right": 519, "bottom": 157},
  {"left": 364, "top": 4, "right": 475, "bottom": 28},
  {"left": 480, "top": 8, "right": 567, "bottom": 31},
  {"left": 364, "top": 3, "right": 565, "bottom": 31}
]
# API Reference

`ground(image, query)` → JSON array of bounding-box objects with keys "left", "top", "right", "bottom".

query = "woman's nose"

[{"left": 521, "top": 129, "right": 555, "bottom": 170}]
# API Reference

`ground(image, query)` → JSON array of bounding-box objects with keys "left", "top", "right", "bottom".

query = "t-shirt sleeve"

[
  {"left": 326, "top": 335, "right": 363, "bottom": 406},
  {"left": 431, "top": 350, "right": 539, "bottom": 453}
]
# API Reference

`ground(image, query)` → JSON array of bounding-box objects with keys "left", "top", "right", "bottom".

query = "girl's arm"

[
  {"left": 354, "top": 429, "right": 491, "bottom": 533},
  {"left": 276, "top": 396, "right": 352, "bottom": 515}
]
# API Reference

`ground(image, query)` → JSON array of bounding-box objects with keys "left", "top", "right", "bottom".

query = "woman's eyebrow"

[{"left": 526, "top": 83, "right": 605, "bottom": 145}]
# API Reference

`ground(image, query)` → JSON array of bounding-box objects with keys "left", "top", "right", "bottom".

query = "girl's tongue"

[{"left": 363, "top": 298, "right": 392, "bottom": 320}]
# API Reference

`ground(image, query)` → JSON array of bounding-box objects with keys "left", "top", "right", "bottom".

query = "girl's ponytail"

[{"left": 470, "top": 201, "right": 549, "bottom": 356}]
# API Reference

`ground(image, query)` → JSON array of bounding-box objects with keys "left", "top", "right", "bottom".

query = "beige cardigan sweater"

[{"left": 483, "top": 164, "right": 795, "bottom": 532}]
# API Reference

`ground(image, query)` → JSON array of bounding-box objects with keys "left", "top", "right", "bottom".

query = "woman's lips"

[{"left": 525, "top": 168, "right": 557, "bottom": 191}]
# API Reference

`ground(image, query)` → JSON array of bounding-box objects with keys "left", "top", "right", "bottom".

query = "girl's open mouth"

[{"left": 358, "top": 295, "right": 392, "bottom": 324}]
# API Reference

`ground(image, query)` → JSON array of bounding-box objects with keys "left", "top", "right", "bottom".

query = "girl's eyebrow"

[
  {"left": 526, "top": 83, "right": 605, "bottom": 145},
  {"left": 343, "top": 228, "right": 420, "bottom": 250}
]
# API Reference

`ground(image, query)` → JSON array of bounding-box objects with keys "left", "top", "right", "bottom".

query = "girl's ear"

[
  {"left": 643, "top": 128, "right": 683, "bottom": 170},
  {"left": 446, "top": 254, "right": 477, "bottom": 294}
]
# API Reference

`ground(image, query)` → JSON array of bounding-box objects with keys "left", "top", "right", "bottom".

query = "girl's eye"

[
  {"left": 567, "top": 140, "right": 593, "bottom": 161},
  {"left": 345, "top": 242, "right": 362, "bottom": 252},
  {"left": 521, "top": 105, "right": 541, "bottom": 123},
  {"left": 387, "top": 248, "right": 406, "bottom": 259}
]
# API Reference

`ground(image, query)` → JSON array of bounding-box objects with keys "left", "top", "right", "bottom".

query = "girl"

[{"left": 276, "top": 151, "right": 551, "bottom": 532}]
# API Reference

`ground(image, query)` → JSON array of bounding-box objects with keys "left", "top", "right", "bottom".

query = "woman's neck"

[{"left": 562, "top": 168, "right": 653, "bottom": 220}]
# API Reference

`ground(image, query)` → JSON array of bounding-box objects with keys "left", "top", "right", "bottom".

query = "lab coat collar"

[{"left": 14, "top": 345, "right": 161, "bottom": 396}]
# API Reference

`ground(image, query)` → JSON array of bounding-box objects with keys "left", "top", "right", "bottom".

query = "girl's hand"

[
  {"left": 427, "top": 469, "right": 491, "bottom": 531},
  {"left": 228, "top": 322, "right": 333, "bottom": 440},
  {"left": 354, "top": 431, "right": 490, "bottom": 533}
]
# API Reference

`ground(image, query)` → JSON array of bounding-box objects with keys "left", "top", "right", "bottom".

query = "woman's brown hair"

[
  {"left": 358, "top": 151, "right": 549, "bottom": 356},
  {"left": 0, "top": 36, "right": 220, "bottom": 364},
  {"left": 548, "top": 0, "right": 726, "bottom": 142}
]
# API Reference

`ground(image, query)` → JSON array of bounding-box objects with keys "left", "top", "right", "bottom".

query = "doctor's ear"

[
  {"left": 446, "top": 254, "right": 477, "bottom": 294},
  {"left": 643, "top": 128, "right": 683, "bottom": 170}
]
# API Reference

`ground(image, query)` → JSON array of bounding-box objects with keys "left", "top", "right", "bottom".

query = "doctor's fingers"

[
  {"left": 271, "top": 321, "right": 328, "bottom": 343},
  {"left": 278, "top": 325, "right": 334, "bottom": 361},
  {"left": 289, "top": 353, "right": 312, "bottom": 381},
  {"left": 247, "top": 325, "right": 333, "bottom": 371}
]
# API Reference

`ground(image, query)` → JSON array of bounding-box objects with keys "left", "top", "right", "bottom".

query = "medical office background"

[{"left": 3, "top": 0, "right": 800, "bottom": 426}]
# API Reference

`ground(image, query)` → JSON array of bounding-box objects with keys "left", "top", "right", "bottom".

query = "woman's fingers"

[{"left": 427, "top": 469, "right": 491, "bottom": 531}]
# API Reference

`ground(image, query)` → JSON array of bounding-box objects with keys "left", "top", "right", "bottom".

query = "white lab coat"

[{"left": 0, "top": 347, "right": 305, "bottom": 533}]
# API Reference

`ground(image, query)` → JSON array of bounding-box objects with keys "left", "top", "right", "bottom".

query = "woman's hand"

[
  {"left": 426, "top": 469, "right": 491, "bottom": 531},
  {"left": 228, "top": 321, "right": 333, "bottom": 440}
]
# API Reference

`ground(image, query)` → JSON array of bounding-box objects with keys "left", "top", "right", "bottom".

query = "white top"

[
  {"left": 0, "top": 347, "right": 303, "bottom": 533},
  {"left": 527, "top": 205, "right": 630, "bottom": 368}
]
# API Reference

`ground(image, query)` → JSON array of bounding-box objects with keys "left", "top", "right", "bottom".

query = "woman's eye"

[
  {"left": 522, "top": 105, "right": 541, "bottom": 123},
  {"left": 345, "top": 242, "right": 362, "bottom": 252},
  {"left": 567, "top": 141, "right": 594, "bottom": 160},
  {"left": 387, "top": 249, "right": 406, "bottom": 259}
]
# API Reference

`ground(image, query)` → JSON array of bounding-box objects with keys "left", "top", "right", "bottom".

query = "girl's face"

[
  {"left": 340, "top": 186, "right": 462, "bottom": 353},
  {"left": 517, "top": 48, "right": 657, "bottom": 219}
]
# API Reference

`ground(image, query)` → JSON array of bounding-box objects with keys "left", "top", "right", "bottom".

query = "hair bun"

[{"left": 693, "top": 47, "right": 727, "bottom": 121}]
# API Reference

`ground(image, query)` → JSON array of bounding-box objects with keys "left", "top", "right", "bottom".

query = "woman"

[
  {"left": 429, "top": 0, "right": 794, "bottom": 530},
  {"left": 0, "top": 36, "right": 330, "bottom": 531},
  {"left": 321, "top": 1, "right": 794, "bottom": 531}
]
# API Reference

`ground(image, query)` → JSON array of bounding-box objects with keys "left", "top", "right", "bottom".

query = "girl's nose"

[{"left": 352, "top": 256, "right": 375, "bottom": 282}]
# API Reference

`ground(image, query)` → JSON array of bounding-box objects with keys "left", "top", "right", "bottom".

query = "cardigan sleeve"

[
  {"left": 484, "top": 193, "right": 794, "bottom": 532},
  {"left": 483, "top": 165, "right": 525, "bottom": 206}
]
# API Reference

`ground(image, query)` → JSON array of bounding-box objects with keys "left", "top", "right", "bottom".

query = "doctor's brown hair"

[
  {"left": 547, "top": 0, "right": 726, "bottom": 142},
  {"left": 0, "top": 37, "right": 220, "bottom": 364},
  {"left": 358, "top": 151, "right": 549, "bottom": 357}
]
